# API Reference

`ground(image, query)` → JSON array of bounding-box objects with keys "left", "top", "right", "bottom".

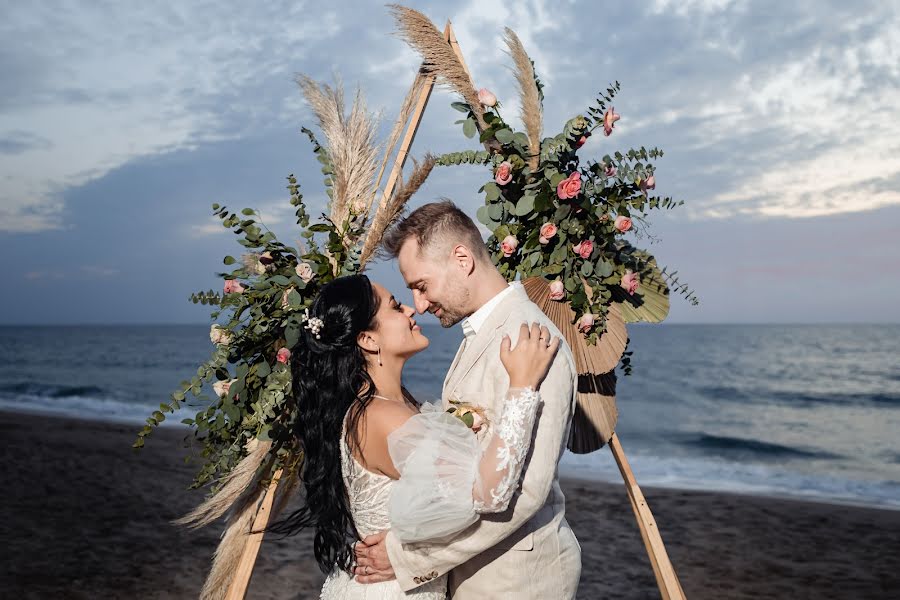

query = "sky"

[{"left": 1, "top": 0, "right": 898, "bottom": 325}]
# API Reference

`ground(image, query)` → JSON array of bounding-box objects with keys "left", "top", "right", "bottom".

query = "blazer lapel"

[
  {"left": 442, "top": 340, "right": 467, "bottom": 398},
  {"left": 444, "top": 286, "right": 528, "bottom": 397}
]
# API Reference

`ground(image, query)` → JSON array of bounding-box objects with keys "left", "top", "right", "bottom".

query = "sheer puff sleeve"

[{"left": 387, "top": 388, "right": 542, "bottom": 543}]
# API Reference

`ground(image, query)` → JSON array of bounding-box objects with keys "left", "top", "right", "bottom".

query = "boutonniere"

[{"left": 446, "top": 398, "right": 489, "bottom": 433}]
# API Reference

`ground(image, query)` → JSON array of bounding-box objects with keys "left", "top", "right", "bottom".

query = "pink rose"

[
  {"left": 477, "top": 88, "right": 497, "bottom": 107},
  {"left": 602, "top": 162, "right": 617, "bottom": 177},
  {"left": 500, "top": 235, "right": 518, "bottom": 257},
  {"left": 495, "top": 161, "right": 513, "bottom": 186},
  {"left": 212, "top": 379, "right": 235, "bottom": 399},
  {"left": 295, "top": 262, "right": 315, "bottom": 282},
  {"left": 640, "top": 174, "right": 656, "bottom": 194},
  {"left": 549, "top": 280, "right": 565, "bottom": 301},
  {"left": 578, "top": 313, "right": 595, "bottom": 333},
  {"left": 276, "top": 347, "right": 291, "bottom": 364},
  {"left": 539, "top": 222, "right": 558, "bottom": 245},
  {"left": 556, "top": 172, "right": 582, "bottom": 200},
  {"left": 603, "top": 106, "right": 621, "bottom": 136},
  {"left": 621, "top": 270, "right": 640, "bottom": 295},
  {"left": 223, "top": 279, "right": 245, "bottom": 294},
  {"left": 614, "top": 215, "right": 633, "bottom": 233},
  {"left": 572, "top": 240, "right": 594, "bottom": 259}
]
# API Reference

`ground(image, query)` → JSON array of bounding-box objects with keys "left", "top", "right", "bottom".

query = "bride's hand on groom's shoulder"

[{"left": 500, "top": 322, "right": 560, "bottom": 390}]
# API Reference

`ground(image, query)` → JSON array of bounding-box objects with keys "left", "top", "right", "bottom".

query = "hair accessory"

[{"left": 302, "top": 308, "right": 325, "bottom": 340}]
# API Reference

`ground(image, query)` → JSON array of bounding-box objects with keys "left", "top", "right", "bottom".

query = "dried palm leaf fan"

[
  {"left": 616, "top": 255, "right": 670, "bottom": 324},
  {"left": 522, "top": 277, "right": 626, "bottom": 453}
]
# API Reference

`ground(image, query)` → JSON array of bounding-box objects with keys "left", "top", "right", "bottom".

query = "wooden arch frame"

[{"left": 224, "top": 21, "right": 686, "bottom": 600}]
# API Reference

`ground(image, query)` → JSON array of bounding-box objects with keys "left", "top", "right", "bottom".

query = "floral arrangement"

[
  {"left": 132, "top": 7, "right": 699, "bottom": 596},
  {"left": 389, "top": 11, "right": 699, "bottom": 344},
  {"left": 132, "top": 75, "right": 436, "bottom": 493}
]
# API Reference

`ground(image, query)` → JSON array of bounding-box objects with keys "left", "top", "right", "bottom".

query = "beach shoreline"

[{"left": 3, "top": 409, "right": 899, "bottom": 599}]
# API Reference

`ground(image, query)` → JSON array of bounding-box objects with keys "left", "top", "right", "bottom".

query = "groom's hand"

[{"left": 354, "top": 531, "right": 396, "bottom": 583}]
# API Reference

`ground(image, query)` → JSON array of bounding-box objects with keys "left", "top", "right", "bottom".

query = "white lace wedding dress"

[{"left": 319, "top": 388, "right": 542, "bottom": 599}]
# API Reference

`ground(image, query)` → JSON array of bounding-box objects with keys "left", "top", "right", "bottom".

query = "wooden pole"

[
  {"left": 609, "top": 434, "right": 686, "bottom": 599},
  {"left": 224, "top": 469, "right": 283, "bottom": 600},
  {"left": 375, "top": 22, "right": 451, "bottom": 208}
]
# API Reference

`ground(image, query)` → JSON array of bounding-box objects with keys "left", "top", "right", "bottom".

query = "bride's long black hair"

[{"left": 270, "top": 274, "right": 381, "bottom": 574}]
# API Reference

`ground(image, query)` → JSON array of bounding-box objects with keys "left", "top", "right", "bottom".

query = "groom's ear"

[{"left": 451, "top": 244, "right": 475, "bottom": 275}]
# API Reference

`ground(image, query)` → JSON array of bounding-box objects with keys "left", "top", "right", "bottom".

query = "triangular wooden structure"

[{"left": 225, "top": 20, "right": 686, "bottom": 600}]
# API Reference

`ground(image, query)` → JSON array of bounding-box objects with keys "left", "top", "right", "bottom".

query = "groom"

[{"left": 354, "top": 201, "right": 581, "bottom": 598}]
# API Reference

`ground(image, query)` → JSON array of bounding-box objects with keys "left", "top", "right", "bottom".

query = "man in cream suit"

[{"left": 354, "top": 201, "right": 581, "bottom": 598}]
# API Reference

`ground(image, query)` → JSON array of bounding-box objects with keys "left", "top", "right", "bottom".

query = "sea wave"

[
  {"left": 0, "top": 383, "right": 190, "bottom": 426},
  {"left": 560, "top": 452, "right": 900, "bottom": 510},
  {"left": 683, "top": 433, "right": 842, "bottom": 460}
]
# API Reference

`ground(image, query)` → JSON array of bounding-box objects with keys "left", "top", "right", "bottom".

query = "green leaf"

[
  {"left": 241, "top": 208, "right": 255, "bottom": 216},
  {"left": 476, "top": 205, "right": 495, "bottom": 227},
  {"left": 596, "top": 259, "right": 615, "bottom": 277},
  {"left": 461, "top": 412, "right": 474, "bottom": 428},
  {"left": 285, "top": 323, "right": 300, "bottom": 349},
  {"left": 463, "top": 118, "right": 477, "bottom": 139},
  {"left": 514, "top": 194, "right": 536, "bottom": 216},
  {"left": 495, "top": 128, "right": 515, "bottom": 144},
  {"left": 223, "top": 256, "right": 236, "bottom": 265},
  {"left": 580, "top": 261, "right": 594, "bottom": 277},
  {"left": 488, "top": 203, "right": 503, "bottom": 221},
  {"left": 451, "top": 101, "right": 470, "bottom": 113},
  {"left": 484, "top": 182, "right": 501, "bottom": 202},
  {"left": 256, "top": 360, "right": 271, "bottom": 378}
]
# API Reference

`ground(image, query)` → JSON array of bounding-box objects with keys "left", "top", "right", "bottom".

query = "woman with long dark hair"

[{"left": 276, "top": 275, "right": 558, "bottom": 599}]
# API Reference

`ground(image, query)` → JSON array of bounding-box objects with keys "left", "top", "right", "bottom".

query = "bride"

[{"left": 272, "top": 274, "right": 558, "bottom": 599}]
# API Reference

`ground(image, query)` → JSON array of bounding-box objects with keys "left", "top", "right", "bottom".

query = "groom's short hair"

[{"left": 382, "top": 200, "right": 490, "bottom": 262}]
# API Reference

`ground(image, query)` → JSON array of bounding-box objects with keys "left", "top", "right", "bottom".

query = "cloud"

[{"left": 0, "top": 1, "right": 341, "bottom": 233}]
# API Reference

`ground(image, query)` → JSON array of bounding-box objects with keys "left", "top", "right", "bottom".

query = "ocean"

[{"left": 1, "top": 323, "right": 898, "bottom": 509}]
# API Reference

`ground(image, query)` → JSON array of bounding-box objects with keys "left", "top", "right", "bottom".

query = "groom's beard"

[
  {"left": 434, "top": 305, "right": 466, "bottom": 328},
  {"left": 432, "top": 286, "right": 471, "bottom": 328}
]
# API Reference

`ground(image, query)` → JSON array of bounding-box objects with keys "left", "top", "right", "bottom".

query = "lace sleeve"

[
  {"left": 387, "top": 388, "right": 542, "bottom": 543},
  {"left": 472, "top": 387, "right": 541, "bottom": 513}
]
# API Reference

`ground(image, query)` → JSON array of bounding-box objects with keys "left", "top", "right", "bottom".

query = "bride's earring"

[{"left": 377, "top": 346, "right": 382, "bottom": 367}]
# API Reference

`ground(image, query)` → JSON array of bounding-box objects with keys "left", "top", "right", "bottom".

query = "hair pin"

[{"left": 302, "top": 308, "right": 324, "bottom": 340}]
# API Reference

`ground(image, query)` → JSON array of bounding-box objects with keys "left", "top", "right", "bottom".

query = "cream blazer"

[{"left": 385, "top": 285, "right": 582, "bottom": 599}]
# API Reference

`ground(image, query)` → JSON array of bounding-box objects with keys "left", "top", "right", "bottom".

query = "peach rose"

[
  {"left": 621, "top": 270, "right": 640, "bottom": 295},
  {"left": 495, "top": 161, "right": 513, "bottom": 186},
  {"left": 477, "top": 88, "right": 497, "bottom": 107},
  {"left": 603, "top": 106, "right": 621, "bottom": 136},
  {"left": 500, "top": 235, "right": 518, "bottom": 257},
  {"left": 614, "top": 215, "right": 633, "bottom": 233},
  {"left": 572, "top": 240, "right": 594, "bottom": 259},
  {"left": 578, "top": 313, "right": 595, "bottom": 333},
  {"left": 276, "top": 347, "right": 291, "bottom": 364},
  {"left": 209, "top": 325, "right": 233, "bottom": 346},
  {"left": 539, "top": 222, "right": 558, "bottom": 245},
  {"left": 223, "top": 279, "right": 245, "bottom": 294},
  {"left": 556, "top": 172, "right": 582, "bottom": 200},
  {"left": 549, "top": 280, "right": 565, "bottom": 301},
  {"left": 212, "top": 379, "right": 235, "bottom": 399},
  {"left": 640, "top": 174, "right": 656, "bottom": 194},
  {"left": 295, "top": 262, "right": 315, "bottom": 283}
]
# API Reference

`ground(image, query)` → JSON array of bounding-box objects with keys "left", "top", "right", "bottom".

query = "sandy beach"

[{"left": 2, "top": 410, "right": 898, "bottom": 599}]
